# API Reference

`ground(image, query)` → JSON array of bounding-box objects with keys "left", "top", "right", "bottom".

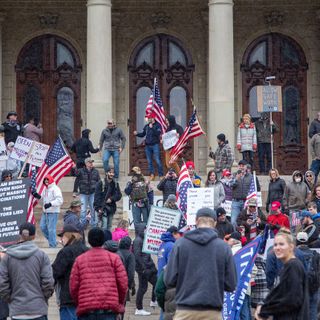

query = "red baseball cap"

[
  {"left": 222, "top": 169, "right": 231, "bottom": 177},
  {"left": 271, "top": 201, "right": 281, "bottom": 211}
]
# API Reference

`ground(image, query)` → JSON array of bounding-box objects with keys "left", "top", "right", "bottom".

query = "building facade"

[{"left": 0, "top": 0, "right": 319, "bottom": 176}]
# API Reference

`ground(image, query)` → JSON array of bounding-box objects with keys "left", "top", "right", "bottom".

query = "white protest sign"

[
  {"left": 10, "top": 136, "right": 33, "bottom": 162},
  {"left": 0, "top": 137, "right": 7, "bottom": 161},
  {"left": 27, "top": 142, "right": 49, "bottom": 167},
  {"left": 162, "top": 130, "right": 178, "bottom": 150},
  {"left": 187, "top": 188, "right": 214, "bottom": 225},
  {"left": 122, "top": 195, "right": 163, "bottom": 230},
  {"left": 142, "top": 206, "right": 181, "bottom": 255},
  {"left": 221, "top": 200, "right": 232, "bottom": 217}
]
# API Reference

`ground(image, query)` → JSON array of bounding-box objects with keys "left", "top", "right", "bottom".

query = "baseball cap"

[
  {"left": 300, "top": 210, "right": 312, "bottom": 219},
  {"left": 58, "top": 224, "right": 80, "bottom": 237},
  {"left": 132, "top": 166, "right": 141, "bottom": 174},
  {"left": 185, "top": 161, "right": 195, "bottom": 169},
  {"left": 7, "top": 142, "right": 14, "bottom": 148},
  {"left": 70, "top": 200, "right": 82, "bottom": 208},
  {"left": 247, "top": 198, "right": 257, "bottom": 207},
  {"left": 167, "top": 226, "right": 179, "bottom": 234},
  {"left": 222, "top": 169, "right": 231, "bottom": 177},
  {"left": 216, "top": 207, "right": 226, "bottom": 217},
  {"left": 196, "top": 207, "right": 217, "bottom": 220},
  {"left": 7, "top": 111, "right": 17, "bottom": 119},
  {"left": 85, "top": 158, "right": 94, "bottom": 164},
  {"left": 167, "top": 194, "right": 176, "bottom": 202},
  {"left": 296, "top": 231, "right": 308, "bottom": 243},
  {"left": 271, "top": 201, "right": 281, "bottom": 211},
  {"left": 19, "top": 222, "right": 36, "bottom": 236},
  {"left": 229, "top": 231, "right": 241, "bottom": 241}
]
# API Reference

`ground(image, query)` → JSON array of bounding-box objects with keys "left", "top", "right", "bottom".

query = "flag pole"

[{"left": 152, "top": 78, "right": 156, "bottom": 112}]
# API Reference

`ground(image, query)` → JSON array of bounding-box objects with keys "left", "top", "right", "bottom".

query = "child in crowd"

[{"left": 112, "top": 219, "right": 129, "bottom": 242}]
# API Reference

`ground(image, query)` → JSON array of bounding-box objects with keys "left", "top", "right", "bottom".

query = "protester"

[
  {"left": 94, "top": 166, "right": 122, "bottom": 230},
  {"left": 309, "top": 111, "right": 320, "bottom": 138},
  {"left": 205, "top": 170, "right": 225, "bottom": 209},
  {"left": 63, "top": 200, "right": 90, "bottom": 241},
  {"left": 70, "top": 227, "right": 128, "bottom": 319},
  {"left": 124, "top": 167, "right": 150, "bottom": 227},
  {"left": 1, "top": 169, "right": 12, "bottom": 182},
  {"left": 0, "top": 251, "right": 9, "bottom": 320},
  {"left": 112, "top": 219, "right": 129, "bottom": 242},
  {"left": 266, "top": 201, "right": 290, "bottom": 234},
  {"left": 33, "top": 175, "right": 63, "bottom": 248},
  {"left": 73, "top": 157, "right": 101, "bottom": 227},
  {"left": 236, "top": 113, "right": 257, "bottom": 167},
  {"left": 265, "top": 168, "right": 286, "bottom": 212},
  {"left": 311, "top": 184, "right": 320, "bottom": 213},
  {"left": 52, "top": 224, "right": 88, "bottom": 320},
  {"left": 164, "top": 115, "right": 183, "bottom": 173},
  {"left": 157, "top": 168, "right": 178, "bottom": 203},
  {"left": 215, "top": 207, "right": 234, "bottom": 239},
  {"left": 164, "top": 208, "right": 237, "bottom": 320},
  {"left": 225, "top": 231, "right": 242, "bottom": 254},
  {"left": 6, "top": 142, "right": 21, "bottom": 178},
  {"left": 220, "top": 169, "right": 233, "bottom": 202},
  {"left": 133, "top": 223, "right": 158, "bottom": 316},
  {"left": 304, "top": 170, "right": 316, "bottom": 192},
  {"left": 310, "top": 131, "right": 320, "bottom": 179},
  {"left": 2, "top": 111, "right": 23, "bottom": 144},
  {"left": 23, "top": 117, "right": 43, "bottom": 142},
  {"left": 0, "top": 223, "right": 54, "bottom": 319},
  {"left": 308, "top": 201, "right": 320, "bottom": 227},
  {"left": 300, "top": 210, "right": 320, "bottom": 248},
  {"left": 255, "top": 231, "right": 309, "bottom": 320},
  {"left": 71, "top": 129, "right": 99, "bottom": 168},
  {"left": 99, "top": 119, "right": 126, "bottom": 179},
  {"left": 185, "top": 160, "right": 201, "bottom": 187},
  {"left": 134, "top": 113, "right": 163, "bottom": 180},
  {"left": 236, "top": 198, "right": 266, "bottom": 243},
  {"left": 211, "top": 133, "right": 234, "bottom": 179},
  {"left": 163, "top": 194, "right": 178, "bottom": 210}
]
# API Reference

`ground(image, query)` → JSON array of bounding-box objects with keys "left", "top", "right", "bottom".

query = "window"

[
  {"left": 249, "top": 41, "right": 267, "bottom": 66},
  {"left": 136, "top": 87, "right": 152, "bottom": 144},
  {"left": 170, "top": 86, "right": 187, "bottom": 129},
  {"left": 23, "top": 86, "right": 41, "bottom": 122},
  {"left": 281, "top": 39, "right": 300, "bottom": 65},
  {"left": 169, "top": 41, "right": 186, "bottom": 66},
  {"left": 136, "top": 42, "right": 154, "bottom": 66},
  {"left": 57, "top": 43, "right": 74, "bottom": 67},
  {"left": 249, "top": 86, "right": 260, "bottom": 119}
]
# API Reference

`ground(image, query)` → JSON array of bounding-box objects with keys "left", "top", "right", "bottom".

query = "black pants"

[
  {"left": 136, "top": 269, "right": 157, "bottom": 310},
  {"left": 258, "top": 143, "right": 271, "bottom": 174},
  {"left": 242, "top": 150, "right": 254, "bottom": 168}
]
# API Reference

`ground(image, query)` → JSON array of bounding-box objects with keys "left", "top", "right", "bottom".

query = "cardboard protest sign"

[
  {"left": 10, "top": 136, "right": 33, "bottom": 162},
  {"left": 187, "top": 188, "right": 214, "bottom": 225},
  {"left": 143, "top": 205, "right": 181, "bottom": 255},
  {"left": 0, "top": 178, "right": 30, "bottom": 246},
  {"left": 27, "top": 141, "right": 50, "bottom": 167},
  {"left": 162, "top": 130, "right": 178, "bottom": 150},
  {"left": 256, "top": 85, "right": 282, "bottom": 113},
  {"left": 0, "top": 137, "right": 7, "bottom": 161},
  {"left": 122, "top": 195, "right": 163, "bottom": 230}
]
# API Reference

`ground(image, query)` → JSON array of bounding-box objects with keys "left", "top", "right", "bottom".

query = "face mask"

[{"left": 295, "top": 177, "right": 301, "bottom": 183}]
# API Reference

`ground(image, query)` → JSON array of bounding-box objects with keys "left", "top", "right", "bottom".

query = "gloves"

[
  {"left": 44, "top": 203, "right": 52, "bottom": 209},
  {"left": 32, "top": 192, "right": 41, "bottom": 200}
]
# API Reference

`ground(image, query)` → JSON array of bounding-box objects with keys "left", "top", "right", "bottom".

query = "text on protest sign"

[
  {"left": 0, "top": 137, "right": 7, "bottom": 161},
  {"left": 187, "top": 188, "right": 214, "bottom": 225},
  {"left": 27, "top": 142, "right": 50, "bottom": 167},
  {"left": 143, "top": 206, "right": 181, "bottom": 255},
  {"left": 0, "top": 178, "right": 30, "bottom": 246},
  {"left": 10, "top": 136, "right": 33, "bottom": 162},
  {"left": 256, "top": 85, "right": 282, "bottom": 113},
  {"left": 162, "top": 130, "right": 179, "bottom": 150}
]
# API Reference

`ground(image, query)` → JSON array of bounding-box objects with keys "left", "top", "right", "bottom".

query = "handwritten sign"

[
  {"left": 0, "top": 137, "right": 7, "bottom": 161},
  {"left": 222, "top": 200, "right": 232, "bottom": 217},
  {"left": 142, "top": 206, "right": 181, "bottom": 255},
  {"left": 187, "top": 188, "right": 214, "bottom": 225},
  {"left": 10, "top": 136, "right": 33, "bottom": 162},
  {"left": 162, "top": 130, "right": 179, "bottom": 150},
  {"left": 257, "top": 85, "right": 282, "bottom": 113},
  {"left": 27, "top": 142, "right": 49, "bottom": 167}
]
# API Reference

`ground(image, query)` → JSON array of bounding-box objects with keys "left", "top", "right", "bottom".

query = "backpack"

[
  {"left": 304, "top": 249, "right": 320, "bottom": 293},
  {"left": 130, "top": 180, "right": 148, "bottom": 202}
]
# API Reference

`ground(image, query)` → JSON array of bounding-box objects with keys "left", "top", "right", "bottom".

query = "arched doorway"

[
  {"left": 16, "top": 35, "right": 82, "bottom": 147},
  {"left": 128, "top": 34, "right": 194, "bottom": 175},
  {"left": 241, "top": 33, "right": 308, "bottom": 174}
]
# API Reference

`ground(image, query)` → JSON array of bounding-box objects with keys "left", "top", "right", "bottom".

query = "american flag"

[
  {"left": 176, "top": 163, "right": 193, "bottom": 230},
  {"left": 27, "top": 137, "right": 74, "bottom": 223},
  {"left": 169, "top": 109, "right": 205, "bottom": 164},
  {"left": 26, "top": 166, "right": 37, "bottom": 223},
  {"left": 145, "top": 78, "right": 167, "bottom": 134},
  {"left": 244, "top": 174, "right": 257, "bottom": 207}
]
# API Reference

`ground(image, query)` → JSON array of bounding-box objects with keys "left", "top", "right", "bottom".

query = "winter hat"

[
  {"left": 296, "top": 232, "right": 308, "bottom": 244},
  {"left": 185, "top": 161, "right": 195, "bottom": 169},
  {"left": 196, "top": 208, "right": 217, "bottom": 220},
  {"left": 119, "top": 236, "right": 132, "bottom": 250},
  {"left": 167, "top": 194, "right": 176, "bottom": 202},
  {"left": 104, "top": 240, "right": 119, "bottom": 253},
  {"left": 217, "top": 133, "right": 226, "bottom": 142},
  {"left": 216, "top": 207, "right": 226, "bottom": 217}
]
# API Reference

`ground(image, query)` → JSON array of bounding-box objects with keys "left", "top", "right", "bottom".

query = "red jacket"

[
  {"left": 70, "top": 247, "right": 128, "bottom": 316},
  {"left": 267, "top": 213, "right": 290, "bottom": 233}
]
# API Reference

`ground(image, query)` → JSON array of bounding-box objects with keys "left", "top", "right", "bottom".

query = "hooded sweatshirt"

[
  {"left": 164, "top": 228, "right": 237, "bottom": 310},
  {"left": 157, "top": 232, "right": 176, "bottom": 276},
  {"left": 71, "top": 129, "right": 99, "bottom": 160},
  {"left": 166, "top": 115, "right": 183, "bottom": 137},
  {"left": 0, "top": 241, "right": 54, "bottom": 317},
  {"left": 304, "top": 170, "right": 315, "bottom": 192},
  {"left": 41, "top": 175, "right": 64, "bottom": 213}
]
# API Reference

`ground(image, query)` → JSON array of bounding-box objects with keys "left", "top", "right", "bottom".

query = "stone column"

[
  {"left": 86, "top": 0, "right": 112, "bottom": 147},
  {"left": 208, "top": 0, "right": 235, "bottom": 155},
  {"left": 0, "top": 13, "right": 6, "bottom": 116}
]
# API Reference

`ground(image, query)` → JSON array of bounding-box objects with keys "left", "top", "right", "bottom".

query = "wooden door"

[
  {"left": 128, "top": 34, "right": 194, "bottom": 175},
  {"left": 241, "top": 33, "right": 308, "bottom": 174},
  {"left": 16, "top": 35, "right": 82, "bottom": 147}
]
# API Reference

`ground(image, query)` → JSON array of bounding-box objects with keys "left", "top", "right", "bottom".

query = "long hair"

[
  {"left": 63, "top": 232, "right": 82, "bottom": 246},
  {"left": 311, "top": 184, "right": 320, "bottom": 200},
  {"left": 269, "top": 168, "right": 280, "bottom": 181},
  {"left": 205, "top": 169, "right": 217, "bottom": 187},
  {"left": 117, "top": 219, "right": 129, "bottom": 230}
]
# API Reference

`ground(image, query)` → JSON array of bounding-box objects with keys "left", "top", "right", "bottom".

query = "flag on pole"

[
  {"left": 145, "top": 78, "right": 167, "bottom": 134},
  {"left": 169, "top": 109, "right": 205, "bottom": 164},
  {"left": 244, "top": 174, "right": 257, "bottom": 207},
  {"left": 176, "top": 163, "right": 193, "bottom": 230},
  {"left": 27, "top": 136, "right": 74, "bottom": 223},
  {"left": 26, "top": 166, "right": 37, "bottom": 223}
]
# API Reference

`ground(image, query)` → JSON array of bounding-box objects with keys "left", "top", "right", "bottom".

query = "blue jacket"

[
  {"left": 312, "top": 212, "right": 320, "bottom": 228},
  {"left": 157, "top": 232, "right": 176, "bottom": 276},
  {"left": 136, "top": 122, "right": 162, "bottom": 145}
]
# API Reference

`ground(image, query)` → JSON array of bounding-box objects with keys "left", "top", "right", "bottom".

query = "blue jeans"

[
  {"left": 80, "top": 193, "right": 96, "bottom": 227},
  {"left": 240, "top": 294, "right": 252, "bottom": 320},
  {"left": 231, "top": 200, "right": 245, "bottom": 226},
  {"left": 103, "top": 150, "right": 120, "bottom": 178},
  {"left": 145, "top": 144, "right": 163, "bottom": 176},
  {"left": 14, "top": 317, "right": 47, "bottom": 320},
  {"left": 311, "top": 159, "right": 320, "bottom": 181},
  {"left": 100, "top": 212, "right": 114, "bottom": 230},
  {"left": 78, "top": 312, "right": 117, "bottom": 320},
  {"left": 40, "top": 212, "right": 58, "bottom": 247},
  {"left": 309, "top": 289, "right": 319, "bottom": 320},
  {"left": 258, "top": 143, "right": 271, "bottom": 173},
  {"left": 159, "top": 310, "right": 164, "bottom": 320},
  {"left": 60, "top": 306, "right": 77, "bottom": 320},
  {"left": 132, "top": 203, "right": 149, "bottom": 227}
]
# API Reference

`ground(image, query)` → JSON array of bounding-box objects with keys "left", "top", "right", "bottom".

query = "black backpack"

[{"left": 304, "top": 249, "right": 320, "bottom": 293}]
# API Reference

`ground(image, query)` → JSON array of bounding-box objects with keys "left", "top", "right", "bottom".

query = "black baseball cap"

[{"left": 167, "top": 226, "right": 179, "bottom": 234}]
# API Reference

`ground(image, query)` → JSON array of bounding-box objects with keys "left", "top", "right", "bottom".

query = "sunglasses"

[{"left": 306, "top": 175, "right": 313, "bottom": 177}]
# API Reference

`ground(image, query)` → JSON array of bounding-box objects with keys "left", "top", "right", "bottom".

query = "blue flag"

[{"left": 222, "top": 236, "right": 262, "bottom": 320}]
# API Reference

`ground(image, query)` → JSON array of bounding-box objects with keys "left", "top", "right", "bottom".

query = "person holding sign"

[{"left": 205, "top": 170, "right": 225, "bottom": 210}]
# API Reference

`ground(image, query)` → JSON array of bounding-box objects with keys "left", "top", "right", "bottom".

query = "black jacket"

[
  {"left": 157, "top": 177, "right": 178, "bottom": 202},
  {"left": 71, "top": 129, "right": 99, "bottom": 160},
  {"left": 167, "top": 115, "right": 183, "bottom": 136},
  {"left": 2, "top": 121, "right": 23, "bottom": 144},
  {"left": 216, "top": 220, "right": 234, "bottom": 239},
  {"left": 231, "top": 172, "right": 261, "bottom": 200},
  {"left": 266, "top": 178, "right": 286, "bottom": 210},
  {"left": 52, "top": 240, "right": 88, "bottom": 307},
  {"left": 94, "top": 178, "right": 122, "bottom": 212},
  {"left": 136, "top": 122, "right": 162, "bottom": 145},
  {"left": 73, "top": 167, "right": 101, "bottom": 195},
  {"left": 309, "top": 118, "right": 320, "bottom": 138},
  {"left": 133, "top": 224, "right": 157, "bottom": 274}
]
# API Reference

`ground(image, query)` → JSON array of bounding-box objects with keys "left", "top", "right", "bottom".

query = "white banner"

[
  {"left": 10, "top": 136, "right": 33, "bottom": 162},
  {"left": 27, "top": 142, "right": 50, "bottom": 167},
  {"left": 187, "top": 188, "right": 214, "bottom": 225},
  {"left": 0, "top": 137, "right": 7, "bottom": 161},
  {"left": 162, "top": 130, "right": 178, "bottom": 150},
  {"left": 142, "top": 206, "right": 181, "bottom": 255}
]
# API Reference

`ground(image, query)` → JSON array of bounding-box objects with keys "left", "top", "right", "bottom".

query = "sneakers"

[
  {"left": 150, "top": 300, "right": 158, "bottom": 307},
  {"left": 135, "top": 309, "right": 151, "bottom": 316}
]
